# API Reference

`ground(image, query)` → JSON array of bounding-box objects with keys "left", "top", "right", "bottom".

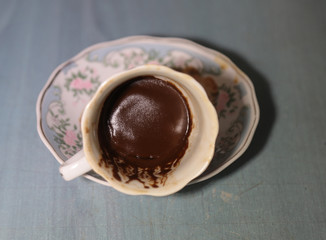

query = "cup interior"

[{"left": 81, "top": 65, "right": 218, "bottom": 196}]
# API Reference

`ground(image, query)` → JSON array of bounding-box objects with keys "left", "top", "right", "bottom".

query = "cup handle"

[{"left": 59, "top": 150, "right": 92, "bottom": 181}]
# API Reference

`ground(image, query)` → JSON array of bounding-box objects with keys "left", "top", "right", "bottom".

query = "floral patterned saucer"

[{"left": 36, "top": 36, "right": 259, "bottom": 186}]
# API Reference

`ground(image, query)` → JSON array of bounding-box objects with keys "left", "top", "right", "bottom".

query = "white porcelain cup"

[{"left": 59, "top": 65, "right": 218, "bottom": 196}]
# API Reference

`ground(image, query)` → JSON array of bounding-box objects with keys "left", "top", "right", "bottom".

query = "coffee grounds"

[{"left": 98, "top": 76, "right": 192, "bottom": 188}]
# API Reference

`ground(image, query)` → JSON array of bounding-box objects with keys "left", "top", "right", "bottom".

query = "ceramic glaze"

[{"left": 37, "top": 36, "right": 259, "bottom": 187}]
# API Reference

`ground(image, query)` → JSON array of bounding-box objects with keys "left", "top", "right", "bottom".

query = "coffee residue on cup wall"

[{"left": 176, "top": 67, "right": 219, "bottom": 105}]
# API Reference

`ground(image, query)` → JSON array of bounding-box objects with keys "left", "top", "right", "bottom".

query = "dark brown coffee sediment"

[{"left": 98, "top": 76, "right": 192, "bottom": 188}]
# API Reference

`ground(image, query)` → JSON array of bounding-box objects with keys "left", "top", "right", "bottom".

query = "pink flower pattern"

[
  {"left": 70, "top": 78, "right": 93, "bottom": 90},
  {"left": 127, "top": 64, "right": 135, "bottom": 69},
  {"left": 147, "top": 60, "right": 160, "bottom": 65},
  {"left": 63, "top": 130, "right": 77, "bottom": 146},
  {"left": 216, "top": 90, "right": 230, "bottom": 113}
]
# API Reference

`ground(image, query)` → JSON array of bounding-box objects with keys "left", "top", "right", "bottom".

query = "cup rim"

[{"left": 81, "top": 64, "right": 218, "bottom": 196}]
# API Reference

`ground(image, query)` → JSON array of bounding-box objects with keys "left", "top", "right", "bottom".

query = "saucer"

[{"left": 36, "top": 36, "right": 259, "bottom": 186}]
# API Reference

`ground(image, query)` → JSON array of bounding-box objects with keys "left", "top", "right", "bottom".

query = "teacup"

[{"left": 59, "top": 65, "right": 218, "bottom": 196}]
